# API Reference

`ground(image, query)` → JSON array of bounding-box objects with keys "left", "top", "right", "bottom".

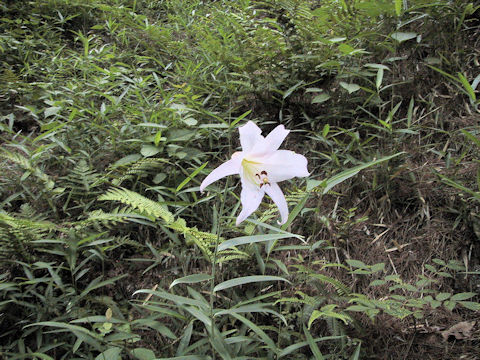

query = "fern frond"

[
  {"left": 62, "top": 159, "right": 106, "bottom": 195},
  {"left": 0, "top": 212, "right": 56, "bottom": 260},
  {"left": 112, "top": 158, "right": 168, "bottom": 186},
  {"left": 309, "top": 273, "right": 351, "bottom": 296},
  {"left": 1, "top": 150, "right": 55, "bottom": 189},
  {"left": 97, "top": 189, "right": 249, "bottom": 263},
  {"left": 98, "top": 187, "right": 174, "bottom": 223},
  {"left": 82, "top": 207, "right": 152, "bottom": 229}
]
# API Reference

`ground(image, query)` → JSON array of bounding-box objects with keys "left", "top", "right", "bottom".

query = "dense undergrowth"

[{"left": 1, "top": 0, "right": 480, "bottom": 359}]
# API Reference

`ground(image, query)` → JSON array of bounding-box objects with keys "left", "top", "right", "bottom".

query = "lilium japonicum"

[{"left": 200, "top": 121, "right": 309, "bottom": 225}]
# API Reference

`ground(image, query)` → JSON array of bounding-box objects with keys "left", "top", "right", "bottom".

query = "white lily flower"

[{"left": 200, "top": 121, "right": 309, "bottom": 226}]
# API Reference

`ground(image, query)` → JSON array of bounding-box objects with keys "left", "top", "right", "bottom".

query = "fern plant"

[{"left": 95, "top": 187, "right": 248, "bottom": 263}]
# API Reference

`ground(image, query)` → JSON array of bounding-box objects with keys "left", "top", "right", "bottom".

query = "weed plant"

[{"left": 1, "top": 0, "right": 479, "bottom": 359}]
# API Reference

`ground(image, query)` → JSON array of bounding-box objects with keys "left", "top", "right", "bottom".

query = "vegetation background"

[{"left": 1, "top": 0, "right": 479, "bottom": 359}]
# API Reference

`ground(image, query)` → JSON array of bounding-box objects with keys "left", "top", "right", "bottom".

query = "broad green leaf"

[
  {"left": 95, "top": 347, "right": 122, "bottom": 360},
  {"left": 436, "top": 293, "right": 451, "bottom": 301},
  {"left": 346, "top": 259, "right": 368, "bottom": 269},
  {"left": 322, "top": 124, "right": 330, "bottom": 137},
  {"left": 443, "top": 300, "right": 456, "bottom": 311},
  {"left": 328, "top": 37, "right": 346, "bottom": 43},
  {"left": 339, "top": 82, "right": 360, "bottom": 94},
  {"left": 451, "top": 292, "right": 477, "bottom": 301},
  {"left": 395, "top": 0, "right": 402, "bottom": 16},
  {"left": 391, "top": 32, "right": 417, "bottom": 42},
  {"left": 338, "top": 43, "right": 355, "bottom": 55},
  {"left": 44, "top": 106, "right": 62, "bottom": 118},
  {"left": 141, "top": 144, "right": 161, "bottom": 157},
  {"left": 371, "top": 263, "right": 385, "bottom": 272},
  {"left": 182, "top": 117, "right": 197, "bottom": 126},
  {"left": 131, "top": 348, "right": 156, "bottom": 360},
  {"left": 376, "top": 68, "right": 384, "bottom": 89},
  {"left": 312, "top": 93, "right": 331, "bottom": 104},
  {"left": 459, "top": 301, "right": 480, "bottom": 311},
  {"left": 369, "top": 279, "right": 386, "bottom": 286},
  {"left": 213, "top": 275, "right": 290, "bottom": 292},
  {"left": 169, "top": 274, "right": 212, "bottom": 289}
]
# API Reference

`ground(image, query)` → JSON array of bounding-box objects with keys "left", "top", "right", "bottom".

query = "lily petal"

[
  {"left": 239, "top": 121, "right": 263, "bottom": 152},
  {"left": 260, "top": 150, "right": 309, "bottom": 183},
  {"left": 200, "top": 156, "right": 242, "bottom": 192},
  {"left": 236, "top": 182, "right": 265, "bottom": 225},
  {"left": 251, "top": 125, "right": 289, "bottom": 156},
  {"left": 264, "top": 182, "right": 289, "bottom": 225}
]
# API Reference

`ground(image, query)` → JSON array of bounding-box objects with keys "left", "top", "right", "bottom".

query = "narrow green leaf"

[
  {"left": 457, "top": 72, "right": 476, "bottom": 101},
  {"left": 283, "top": 81, "right": 305, "bottom": 99},
  {"left": 184, "top": 306, "right": 211, "bottom": 327},
  {"left": 213, "top": 275, "right": 290, "bottom": 292},
  {"left": 349, "top": 342, "right": 362, "bottom": 360},
  {"left": 80, "top": 274, "right": 127, "bottom": 298},
  {"left": 320, "top": 153, "right": 404, "bottom": 194},
  {"left": 407, "top": 97, "right": 414, "bottom": 128},
  {"left": 218, "top": 233, "right": 294, "bottom": 252},
  {"left": 133, "top": 289, "right": 209, "bottom": 309},
  {"left": 376, "top": 68, "right": 384, "bottom": 90},
  {"left": 304, "top": 325, "right": 325, "bottom": 360},
  {"left": 230, "top": 110, "right": 252, "bottom": 128},
  {"left": 215, "top": 304, "right": 287, "bottom": 325},
  {"left": 176, "top": 162, "right": 208, "bottom": 193},
  {"left": 229, "top": 312, "right": 278, "bottom": 353},
  {"left": 322, "top": 124, "right": 330, "bottom": 138},
  {"left": 169, "top": 274, "right": 212, "bottom": 289},
  {"left": 461, "top": 130, "right": 480, "bottom": 148},
  {"left": 427, "top": 65, "right": 458, "bottom": 82}
]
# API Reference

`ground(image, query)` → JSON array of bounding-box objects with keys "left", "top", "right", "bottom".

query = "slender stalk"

[{"left": 209, "top": 124, "right": 232, "bottom": 358}]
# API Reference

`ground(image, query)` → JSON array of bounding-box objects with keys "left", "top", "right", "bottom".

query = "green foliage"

[{"left": 1, "top": 0, "right": 479, "bottom": 359}]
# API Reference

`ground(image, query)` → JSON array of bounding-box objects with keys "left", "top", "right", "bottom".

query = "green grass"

[{"left": 1, "top": 0, "right": 479, "bottom": 359}]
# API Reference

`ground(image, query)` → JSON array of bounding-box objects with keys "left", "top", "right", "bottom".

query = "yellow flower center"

[{"left": 241, "top": 158, "right": 270, "bottom": 188}]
